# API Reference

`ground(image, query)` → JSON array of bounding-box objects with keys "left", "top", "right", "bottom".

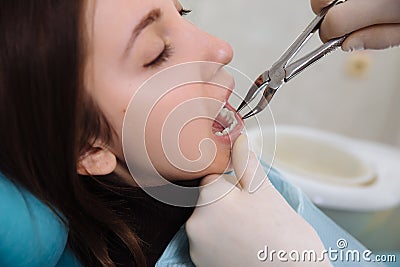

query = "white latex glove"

[
  {"left": 186, "top": 135, "right": 332, "bottom": 267},
  {"left": 311, "top": 0, "right": 400, "bottom": 51}
]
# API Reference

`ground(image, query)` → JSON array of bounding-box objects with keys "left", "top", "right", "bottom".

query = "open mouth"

[{"left": 212, "top": 103, "right": 241, "bottom": 136}]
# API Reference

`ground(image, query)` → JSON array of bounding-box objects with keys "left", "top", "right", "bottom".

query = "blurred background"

[{"left": 183, "top": 0, "right": 400, "bottom": 147}]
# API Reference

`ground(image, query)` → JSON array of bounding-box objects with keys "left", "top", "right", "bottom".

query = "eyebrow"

[{"left": 123, "top": 8, "right": 162, "bottom": 57}]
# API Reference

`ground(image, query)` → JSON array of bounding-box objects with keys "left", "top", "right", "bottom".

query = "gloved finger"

[
  {"left": 342, "top": 24, "right": 400, "bottom": 51},
  {"left": 197, "top": 174, "right": 239, "bottom": 206},
  {"left": 310, "top": 0, "right": 335, "bottom": 14},
  {"left": 231, "top": 134, "right": 271, "bottom": 193},
  {"left": 320, "top": 0, "right": 400, "bottom": 42}
]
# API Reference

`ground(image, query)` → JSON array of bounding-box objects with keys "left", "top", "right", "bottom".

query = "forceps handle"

[
  {"left": 285, "top": 35, "right": 347, "bottom": 82},
  {"left": 273, "top": 0, "right": 344, "bottom": 70}
]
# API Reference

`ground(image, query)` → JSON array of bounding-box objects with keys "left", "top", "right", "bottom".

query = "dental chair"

[{"left": 0, "top": 173, "right": 81, "bottom": 267}]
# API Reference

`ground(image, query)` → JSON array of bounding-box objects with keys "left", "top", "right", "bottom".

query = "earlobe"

[{"left": 77, "top": 147, "right": 117, "bottom": 176}]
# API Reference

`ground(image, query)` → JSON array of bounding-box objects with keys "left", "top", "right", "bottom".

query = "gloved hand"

[
  {"left": 311, "top": 0, "right": 400, "bottom": 51},
  {"left": 186, "top": 135, "right": 332, "bottom": 267}
]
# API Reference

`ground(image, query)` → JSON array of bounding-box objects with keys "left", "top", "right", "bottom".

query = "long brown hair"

[{"left": 0, "top": 1, "right": 145, "bottom": 266}]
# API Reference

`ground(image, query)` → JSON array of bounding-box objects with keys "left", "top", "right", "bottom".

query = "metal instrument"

[{"left": 237, "top": 0, "right": 347, "bottom": 119}]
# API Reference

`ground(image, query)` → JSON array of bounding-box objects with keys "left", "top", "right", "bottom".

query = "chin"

[
  {"left": 167, "top": 153, "right": 232, "bottom": 182},
  {"left": 202, "top": 149, "right": 232, "bottom": 175}
]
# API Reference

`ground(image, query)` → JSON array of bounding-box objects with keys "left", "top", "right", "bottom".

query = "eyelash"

[
  {"left": 179, "top": 9, "right": 192, "bottom": 16},
  {"left": 143, "top": 9, "right": 191, "bottom": 68},
  {"left": 143, "top": 44, "right": 173, "bottom": 68}
]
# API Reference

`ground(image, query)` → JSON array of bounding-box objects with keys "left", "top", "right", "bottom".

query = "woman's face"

[{"left": 85, "top": 0, "right": 244, "bottom": 182}]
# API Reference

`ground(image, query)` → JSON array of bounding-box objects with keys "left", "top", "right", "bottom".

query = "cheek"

[
  {"left": 142, "top": 87, "right": 231, "bottom": 179},
  {"left": 145, "top": 117, "right": 232, "bottom": 179},
  {"left": 145, "top": 99, "right": 212, "bottom": 173},
  {"left": 178, "top": 118, "right": 213, "bottom": 161},
  {"left": 178, "top": 119, "right": 231, "bottom": 173}
]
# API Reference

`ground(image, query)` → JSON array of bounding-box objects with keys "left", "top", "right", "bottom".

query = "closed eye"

[{"left": 143, "top": 44, "right": 174, "bottom": 68}]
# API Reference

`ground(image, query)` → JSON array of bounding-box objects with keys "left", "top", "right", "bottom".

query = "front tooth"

[
  {"left": 215, "top": 131, "right": 223, "bottom": 136},
  {"left": 230, "top": 112, "right": 237, "bottom": 124},
  {"left": 225, "top": 108, "right": 231, "bottom": 117},
  {"left": 228, "top": 111, "right": 234, "bottom": 121},
  {"left": 220, "top": 108, "right": 228, "bottom": 118},
  {"left": 229, "top": 120, "right": 237, "bottom": 131},
  {"left": 232, "top": 116, "right": 238, "bottom": 125},
  {"left": 222, "top": 128, "right": 230, "bottom": 135}
]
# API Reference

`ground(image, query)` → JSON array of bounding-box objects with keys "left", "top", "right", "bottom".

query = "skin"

[{"left": 78, "top": 0, "right": 244, "bottom": 184}]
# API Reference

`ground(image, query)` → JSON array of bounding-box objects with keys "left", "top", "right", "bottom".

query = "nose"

[
  {"left": 205, "top": 34, "right": 234, "bottom": 65},
  {"left": 202, "top": 34, "right": 235, "bottom": 101}
]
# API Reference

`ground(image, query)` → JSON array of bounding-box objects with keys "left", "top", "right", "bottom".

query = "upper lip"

[
  {"left": 217, "top": 78, "right": 235, "bottom": 113},
  {"left": 225, "top": 77, "right": 235, "bottom": 101},
  {"left": 209, "top": 67, "right": 235, "bottom": 104}
]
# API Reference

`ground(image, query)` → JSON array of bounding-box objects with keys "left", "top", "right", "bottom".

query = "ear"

[{"left": 77, "top": 146, "right": 117, "bottom": 176}]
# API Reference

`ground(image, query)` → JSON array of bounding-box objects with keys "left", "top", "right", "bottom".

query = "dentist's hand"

[
  {"left": 312, "top": 0, "right": 400, "bottom": 51},
  {"left": 186, "top": 135, "right": 332, "bottom": 267}
]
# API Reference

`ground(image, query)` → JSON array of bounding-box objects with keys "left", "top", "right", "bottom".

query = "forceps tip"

[
  {"left": 242, "top": 107, "right": 262, "bottom": 120},
  {"left": 242, "top": 113, "right": 254, "bottom": 120},
  {"left": 236, "top": 101, "right": 247, "bottom": 113}
]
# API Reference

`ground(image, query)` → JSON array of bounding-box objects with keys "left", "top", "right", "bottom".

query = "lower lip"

[{"left": 212, "top": 103, "right": 244, "bottom": 145}]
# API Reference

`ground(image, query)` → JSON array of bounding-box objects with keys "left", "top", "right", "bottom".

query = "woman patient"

[{"left": 1, "top": 0, "right": 398, "bottom": 266}]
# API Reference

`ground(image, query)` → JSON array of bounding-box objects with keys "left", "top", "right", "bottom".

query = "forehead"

[
  {"left": 83, "top": 0, "right": 147, "bottom": 77},
  {"left": 83, "top": 0, "right": 174, "bottom": 50},
  {"left": 85, "top": 0, "right": 140, "bottom": 31},
  {"left": 85, "top": 0, "right": 181, "bottom": 24}
]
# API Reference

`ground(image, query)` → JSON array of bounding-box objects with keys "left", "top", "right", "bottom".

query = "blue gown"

[{"left": 0, "top": 161, "right": 393, "bottom": 266}]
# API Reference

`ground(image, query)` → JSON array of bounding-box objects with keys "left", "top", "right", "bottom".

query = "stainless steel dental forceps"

[{"left": 236, "top": 0, "right": 347, "bottom": 119}]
